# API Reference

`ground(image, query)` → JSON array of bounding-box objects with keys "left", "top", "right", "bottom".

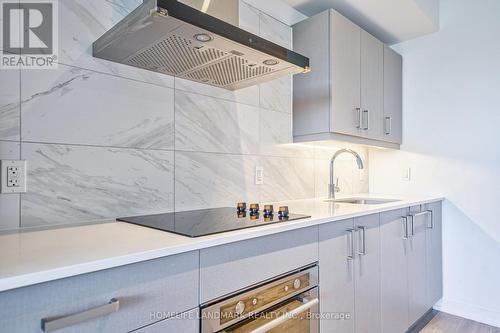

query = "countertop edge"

[{"left": 0, "top": 197, "right": 445, "bottom": 293}]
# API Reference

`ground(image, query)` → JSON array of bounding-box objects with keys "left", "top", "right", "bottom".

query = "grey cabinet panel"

[
  {"left": 132, "top": 308, "right": 199, "bottom": 333},
  {"left": 319, "top": 219, "right": 355, "bottom": 333},
  {"left": 407, "top": 205, "right": 428, "bottom": 325},
  {"left": 200, "top": 227, "right": 319, "bottom": 303},
  {"left": 0, "top": 252, "right": 199, "bottom": 333},
  {"left": 360, "top": 31, "right": 384, "bottom": 141},
  {"left": 354, "top": 213, "right": 381, "bottom": 333},
  {"left": 293, "top": 10, "right": 331, "bottom": 136},
  {"left": 330, "top": 10, "right": 362, "bottom": 137},
  {"left": 424, "top": 201, "right": 443, "bottom": 308},
  {"left": 383, "top": 46, "right": 403, "bottom": 144},
  {"left": 380, "top": 209, "right": 409, "bottom": 333}
]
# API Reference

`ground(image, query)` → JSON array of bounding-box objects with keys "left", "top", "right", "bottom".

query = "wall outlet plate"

[
  {"left": 1, "top": 160, "right": 27, "bottom": 193},
  {"left": 255, "top": 166, "right": 264, "bottom": 185}
]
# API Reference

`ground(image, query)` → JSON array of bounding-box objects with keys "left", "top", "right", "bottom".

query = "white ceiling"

[{"left": 283, "top": 0, "right": 440, "bottom": 44}]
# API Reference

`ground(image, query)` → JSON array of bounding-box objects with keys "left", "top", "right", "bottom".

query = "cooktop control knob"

[
  {"left": 235, "top": 301, "right": 245, "bottom": 315},
  {"left": 278, "top": 206, "right": 289, "bottom": 218},
  {"left": 249, "top": 203, "right": 259, "bottom": 214},
  {"left": 293, "top": 278, "right": 301, "bottom": 290},
  {"left": 237, "top": 202, "right": 246, "bottom": 213},
  {"left": 263, "top": 205, "right": 274, "bottom": 216}
]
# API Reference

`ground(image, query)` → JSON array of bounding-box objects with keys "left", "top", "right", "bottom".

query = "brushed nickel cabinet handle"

[
  {"left": 41, "top": 298, "right": 120, "bottom": 332},
  {"left": 347, "top": 229, "right": 356, "bottom": 261},
  {"left": 426, "top": 210, "right": 434, "bottom": 229},
  {"left": 356, "top": 108, "right": 362, "bottom": 128},
  {"left": 357, "top": 226, "right": 367, "bottom": 255},
  {"left": 402, "top": 217, "right": 409, "bottom": 239},
  {"left": 384, "top": 116, "right": 392, "bottom": 135},
  {"left": 362, "top": 110, "right": 370, "bottom": 130}
]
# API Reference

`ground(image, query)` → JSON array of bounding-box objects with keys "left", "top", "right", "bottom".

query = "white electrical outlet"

[
  {"left": 1, "top": 160, "right": 27, "bottom": 193},
  {"left": 402, "top": 167, "right": 411, "bottom": 182},
  {"left": 255, "top": 166, "right": 264, "bottom": 185}
]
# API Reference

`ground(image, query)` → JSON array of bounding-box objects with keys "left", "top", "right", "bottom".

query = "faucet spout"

[{"left": 329, "top": 149, "right": 364, "bottom": 199}]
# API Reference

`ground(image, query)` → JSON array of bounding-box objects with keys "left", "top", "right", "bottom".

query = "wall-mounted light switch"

[
  {"left": 1, "top": 160, "right": 27, "bottom": 193},
  {"left": 255, "top": 166, "right": 264, "bottom": 185}
]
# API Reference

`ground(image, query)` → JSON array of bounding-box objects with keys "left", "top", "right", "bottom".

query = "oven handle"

[{"left": 247, "top": 297, "right": 319, "bottom": 333}]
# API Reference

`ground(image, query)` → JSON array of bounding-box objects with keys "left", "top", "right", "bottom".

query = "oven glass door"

[{"left": 221, "top": 288, "right": 318, "bottom": 333}]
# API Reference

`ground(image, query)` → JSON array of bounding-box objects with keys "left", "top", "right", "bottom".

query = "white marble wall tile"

[
  {"left": 174, "top": 78, "right": 260, "bottom": 107},
  {"left": 21, "top": 143, "right": 174, "bottom": 227},
  {"left": 175, "top": 91, "right": 260, "bottom": 154},
  {"left": 0, "top": 141, "right": 21, "bottom": 230},
  {"left": 258, "top": 12, "right": 292, "bottom": 114},
  {"left": 0, "top": 68, "right": 20, "bottom": 141},
  {"left": 260, "top": 157, "right": 314, "bottom": 202},
  {"left": 239, "top": 1, "right": 260, "bottom": 35},
  {"left": 21, "top": 64, "right": 174, "bottom": 149},
  {"left": 175, "top": 151, "right": 259, "bottom": 211},
  {"left": 58, "top": 0, "right": 174, "bottom": 88},
  {"left": 260, "top": 108, "right": 313, "bottom": 158}
]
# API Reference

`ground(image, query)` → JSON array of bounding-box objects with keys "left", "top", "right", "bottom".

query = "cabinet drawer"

[
  {"left": 0, "top": 251, "right": 199, "bottom": 333},
  {"left": 200, "top": 227, "right": 319, "bottom": 302},
  {"left": 132, "top": 308, "right": 199, "bottom": 333}
]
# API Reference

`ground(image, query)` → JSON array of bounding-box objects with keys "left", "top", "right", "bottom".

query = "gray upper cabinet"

[
  {"left": 360, "top": 31, "right": 384, "bottom": 141},
  {"left": 293, "top": 9, "right": 402, "bottom": 149},
  {"left": 383, "top": 45, "right": 403, "bottom": 144},
  {"left": 380, "top": 209, "right": 410, "bottom": 333}
]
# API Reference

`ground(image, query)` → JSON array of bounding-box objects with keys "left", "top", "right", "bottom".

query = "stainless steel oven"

[{"left": 201, "top": 265, "right": 319, "bottom": 333}]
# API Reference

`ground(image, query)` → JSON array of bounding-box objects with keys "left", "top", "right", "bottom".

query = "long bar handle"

[
  {"left": 357, "top": 226, "right": 367, "bottom": 255},
  {"left": 347, "top": 229, "right": 356, "bottom": 261},
  {"left": 402, "top": 217, "right": 409, "bottom": 239},
  {"left": 248, "top": 298, "right": 319, "bottom": 333},
  {"left": 41, "top": 298, "right": 120, "bottom": 332},
  {"left": 362, "top": 110, "right": 370, "bottom": 130},
  {"left": 425, "top": 210, "right": 434, "bottom": 229},
  {"left": 356, "top": 108, "right": 362, "bottom": 129},
  {"left": 407, "top": 215, "right": 415, "bottom": 237},
  {"left": 384, "top": 116, "right": 392, "bottom": 135}
]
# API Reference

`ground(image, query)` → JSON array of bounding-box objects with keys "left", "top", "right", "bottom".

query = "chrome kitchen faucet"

[{"left": 329, "top": 149, "right": 364, "bottom": 199}]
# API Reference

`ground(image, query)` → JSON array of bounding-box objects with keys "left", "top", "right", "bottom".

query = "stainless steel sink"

[{"left": 325, "top": 198, "right": 400, "bottom": 205}]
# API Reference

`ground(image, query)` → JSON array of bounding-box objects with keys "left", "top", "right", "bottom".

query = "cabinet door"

[
  {"left": 360, "top": 31, "right": 384, "bottom": 140},
  {"left": 319, "top": 219, "right": 355, "bottom": 333},
  {"left": 354, "top": 214, "right": 381, "bottom": 333},
  {"left": 424, "top": 201, "right": 443, "bottom": 308},
  {"left": 383, "top": 45, "right": 403, "bottom": 144},
  {"left": 330, "top": 10, "right": 362, "bottom": 137},
  {"left": 380, "top": 209, "right": 410, "bottom": 333},
  {"left": 407, "top": 206, "right": 428, "bottom": 325}
]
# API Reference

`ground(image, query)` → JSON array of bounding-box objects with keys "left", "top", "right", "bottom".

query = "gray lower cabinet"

[
  {"left": 0, "top": 251, "right": 199, "bottom": 333},
  {"left": 354, "top": 214, "right": 381, "bottom": 333},
  {"left": 407, "top": 206, "right": 429, "bottom": 325},
  {"left": 424, "top": 201, "right": 443, "bottom": 309},
  {"left": 319, "top": 219, "right": 355, "bottom": 333},
  {"left": 199, "top": 226, "right": 319, "bottom": 303},
  {"left": 380, "top": 209, "right": 409, "bottom": 333},
  {"left": 131, "top": 308, "right": 199, "bottom": 333}
]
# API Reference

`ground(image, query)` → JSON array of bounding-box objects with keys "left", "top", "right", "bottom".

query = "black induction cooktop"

[{"left": 117, "top": 207, "right": 311, "bottom": 238}]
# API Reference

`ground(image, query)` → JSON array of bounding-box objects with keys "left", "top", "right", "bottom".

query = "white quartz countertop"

[{"left": 0, "top": 194, "right": 443, "bottom": 292}]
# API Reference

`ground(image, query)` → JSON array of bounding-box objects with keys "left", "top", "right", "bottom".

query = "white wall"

[{"left": 369, "top": 0, "right": 500, "bottom": 327}]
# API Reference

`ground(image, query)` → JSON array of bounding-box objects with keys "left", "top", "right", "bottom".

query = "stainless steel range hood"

[{"left": 93, "top": 0, "right": 310, "bottom": 90}]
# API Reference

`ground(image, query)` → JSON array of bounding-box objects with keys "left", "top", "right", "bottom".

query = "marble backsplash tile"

[
  {"left": 175, "top": 91, "right": 260, "bottom": 155},
  {"left": 21, "top": 143, "right": 174, "bottom": 227},
  {"left": 0, "top": 1, "right": 369, "bottom": 229},
  {"left": 21, "top": 64, "right": 174, "bottom": 149},
  {"left": 0, "top": 141, "right": 21, "bottom": 230},
  {"left": 0, "top": 67, "right": 20, "bottom": 141}
]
